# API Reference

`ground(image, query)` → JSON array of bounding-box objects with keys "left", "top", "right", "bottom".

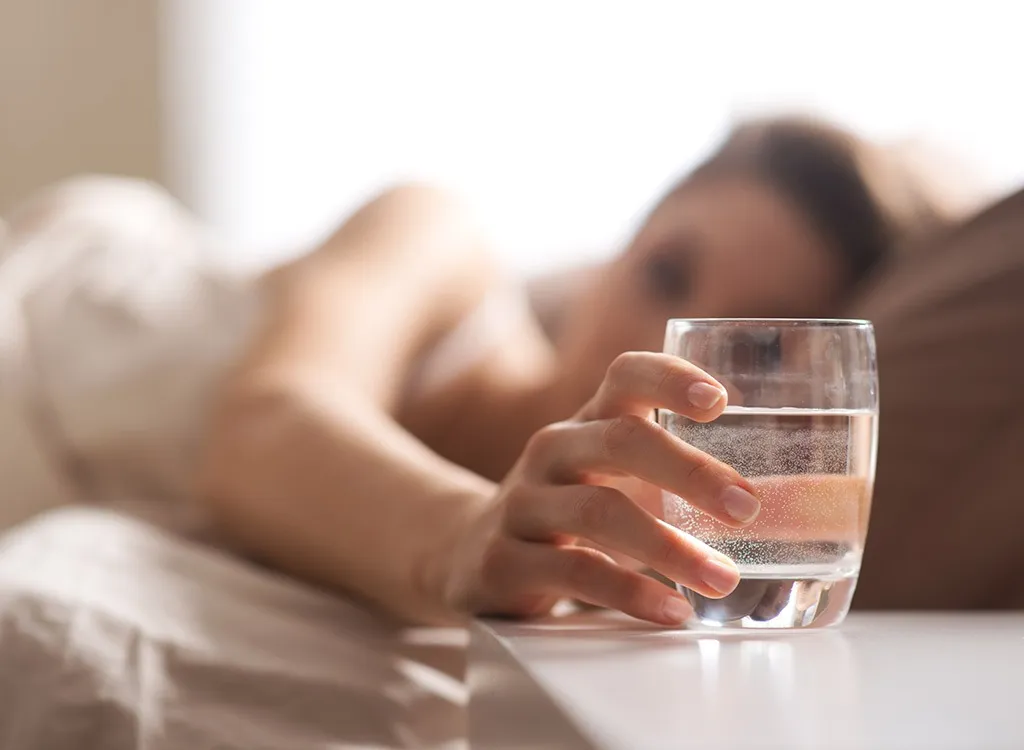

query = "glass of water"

[{"left": 660, "top": 319, "right": 878, "bottom": 629}]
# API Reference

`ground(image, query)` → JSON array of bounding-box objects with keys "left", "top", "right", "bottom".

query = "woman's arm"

[
  {"left": 200, "top": 184, "right": 751, "bottom": 627},
  {"left": 243, "top": 184, "right": 500, "bottom": 411},
  {"left": 200, "top": 185, "right": 502, "bottom": 624}
]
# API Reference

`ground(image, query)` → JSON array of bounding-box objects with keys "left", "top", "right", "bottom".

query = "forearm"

[
  {"left": 201, "top": 373, "right": 494, "bottom": 624},
  {"left": 199, "top": 184, "right": 500, "bottom": 623}
]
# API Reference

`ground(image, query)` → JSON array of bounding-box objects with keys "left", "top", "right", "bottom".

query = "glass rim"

[{"left": 667, "top": 317, "right": 872, "bottom": 329}]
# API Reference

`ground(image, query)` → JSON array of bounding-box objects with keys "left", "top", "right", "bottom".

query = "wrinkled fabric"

[
  {"left": 0, "top": 178, "right": 469, "bottom": 748},
  {"left": 0, "top": 509, "right": 468, "bottom": 749},
  {"left": 0, "top": 176, "right": 265, "bottom": 536}
]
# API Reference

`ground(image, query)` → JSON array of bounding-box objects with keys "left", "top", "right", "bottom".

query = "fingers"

[
  {"left": 578, "top": 351, "right": 728, "bottom": 423},
  {"left": 481, "top": 349, "right": 754, "bottom": 624},
  {"left": 506, "top": 484, "right": 740, "bottom": 598},
  {"left": 485, "top": 539, "right": 695, "bottom": 625},
  {"left": 523, "top": 417, "right": 760, "bottom": 527}
]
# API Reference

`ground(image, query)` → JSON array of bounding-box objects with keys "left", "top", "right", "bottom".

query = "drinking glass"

[{"left": 660, "top": 319, "right": 878, "bottom": 628}]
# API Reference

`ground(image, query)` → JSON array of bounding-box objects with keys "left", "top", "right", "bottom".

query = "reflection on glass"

[{"left": 661, "top": 319, "right": 878, "bottom": 629}]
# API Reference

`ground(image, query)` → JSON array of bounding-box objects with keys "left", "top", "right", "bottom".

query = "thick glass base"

[{"left": 682, "top": 574, "right": 858, "bottom": 629}]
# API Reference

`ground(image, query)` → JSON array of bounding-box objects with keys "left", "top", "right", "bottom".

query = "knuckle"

[
  {"left": 523, "top": 422, "right": 566, "bottom": 461},
  {"left": 502, "top": 484, "right": 546, "bottom": 536},
  {"left": 649, "top": 528, "right": 685, "bottom": 570},
  {"left": 561, "top": 548, "right": 603, "bottom": 590},
  {"left": 655, "top": 364, "right": 694, "bottom": 401},
  {"left": 606, "top": 352, "right": 641, "bottom": 384},
  {"left": 685, "top": 453, "right": 717, "bottom": 484},
  {"left": 601, "top": 414, "right": 651, "bottom": 459},
  {"left": 623, "top": 580, "right": 656, "bottom": 616},
  {"left": 574, "top": 487, "right": 617, "bottom": 531}
]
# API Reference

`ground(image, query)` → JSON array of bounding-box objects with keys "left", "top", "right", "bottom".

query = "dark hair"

[{"left": 687, "top": 116, "right": 951, "bottom": 285}]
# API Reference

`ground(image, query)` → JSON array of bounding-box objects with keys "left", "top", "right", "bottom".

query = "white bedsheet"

[
  {"left": 0, "top": 176, "right": 270, "bottom": 536},
  {"left": 0, "top": 178, "right": 476, "bottom": 747},
  {"left": 0, "top": 508, "right": 468, "bottom": 749}
]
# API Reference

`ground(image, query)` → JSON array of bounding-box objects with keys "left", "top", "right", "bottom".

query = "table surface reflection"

[{"left": 468, "top": 611, "right": 1023, "bottom": 750}]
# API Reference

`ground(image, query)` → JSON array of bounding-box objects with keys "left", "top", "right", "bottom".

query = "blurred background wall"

[
  {"left": 0, "top": 0, "right": 162, "bottom": 209},
  {"left": 3, "top": 0, "right": 1022, "bottom": 273}
]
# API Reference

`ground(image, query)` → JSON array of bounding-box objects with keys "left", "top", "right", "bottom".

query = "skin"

[
  {"left": 555, "top": 175, "right": 846, "bottom": 407},
  {"left": 403, "top": 175, "right": 845, "bottom": 481},
  {"left": 198, "top": 176, "right": 850, "bottom": 626}
]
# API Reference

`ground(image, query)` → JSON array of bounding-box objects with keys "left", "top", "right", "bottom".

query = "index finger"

[{"left": 579, "top": 352, "right": 728, "bottom": 423}]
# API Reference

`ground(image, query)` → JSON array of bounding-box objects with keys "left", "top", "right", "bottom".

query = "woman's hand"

[{"left": 441, "top": 352, "right": 761, "bottom": 625}]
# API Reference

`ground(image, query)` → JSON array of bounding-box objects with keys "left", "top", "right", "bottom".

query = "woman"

[{"left": 0, "top": 116, "right": 955, "bottom": 627}]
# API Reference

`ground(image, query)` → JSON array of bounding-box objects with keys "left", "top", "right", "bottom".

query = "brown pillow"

[{"left": 847, "top": 188, "right": 1024, "bottom": 609}]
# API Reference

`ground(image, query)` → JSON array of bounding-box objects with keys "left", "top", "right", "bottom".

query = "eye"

[{"left": 644, "top": 249, "right": 692, "bottom": 303}]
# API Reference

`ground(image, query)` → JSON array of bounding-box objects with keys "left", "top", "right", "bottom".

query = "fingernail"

[
  {"left": 701, "top": 558, "right": 740, "bottom": 595},
  {"left": 661, "top": 596, "right": 692, "bottom": 623},
  {"left": 721, "top": 485, "right": 760, "bottom": 524},
  {"left": 688, "top": 382, "right": 726, "bottom": 410}
]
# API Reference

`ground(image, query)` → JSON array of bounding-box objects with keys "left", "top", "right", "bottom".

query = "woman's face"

[{"left": 558, "top": 175, "right": 848, "bottom": 399}]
